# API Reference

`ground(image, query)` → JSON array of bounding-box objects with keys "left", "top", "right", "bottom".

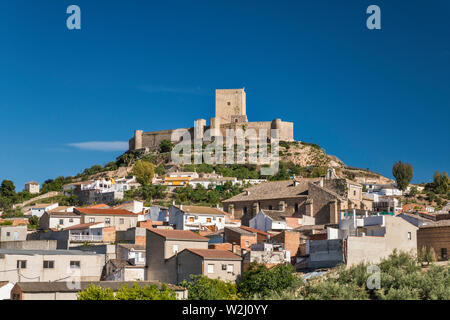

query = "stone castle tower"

[{"left": 129, "top": 88, "right": 294, "bottom": 151}]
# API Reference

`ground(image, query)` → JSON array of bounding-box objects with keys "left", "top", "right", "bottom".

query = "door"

[{"left": 13, "top": 232, "right": 18, "bottom": 241}]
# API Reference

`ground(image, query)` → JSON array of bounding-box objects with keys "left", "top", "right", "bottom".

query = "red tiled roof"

[
  {"left": 85, "top": 204, "right": 110, "bottom": 209},
  {"left": 74, "top": 208, "right": 135, "bottom": 216},
  {"left": 149, "top": 229, "right": 208, "bottom": 241},
  {"left": 64, "top": 222, "right": 102, "bottom": 230},
  {"left": 185, "top": 248, "right": 242, "bottom": 260},
  {"left": 239, "top": 226, "right": 270, "bottom": 237}
]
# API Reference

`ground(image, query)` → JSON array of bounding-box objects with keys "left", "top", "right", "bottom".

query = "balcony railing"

[{"left": 70, "top": 234, "right": 103, "bottom": 242}]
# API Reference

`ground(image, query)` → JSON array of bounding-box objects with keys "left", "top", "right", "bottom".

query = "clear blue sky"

[{"left": 1, "top": 0, "right": 449, "bottom": 190}]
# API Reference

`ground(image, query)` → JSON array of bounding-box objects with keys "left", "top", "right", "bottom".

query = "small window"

[
  {"left": 243, "top": 207, "right": 247, "bottom": 215},
  {"left": 105, "top": 218, "right": 111, "bottom": 225},
  {"left": 207, "top": 264, "right": 214, "bottom": 274},
  {"left": 89, "top": 218, "right": 95, "bottom": 223},
  {"left": 245, "top": 240, "right": 250, "bottom": 246},
  {"left": 173, "top": 245, "right": 179, "bottom": 254},
  {"left": 17, "top": 260, "right": 27, "bottom": 269},
  {"left": 407, "top": 232, "right": 412, "bottom": 240},
  {"left": 70, "top": 261, "right": 80, "bottom": 269},
  {"left": 354, "top": 190, "right": 356, "bottom": 196},
  {"left": 295, "top": 203, "right": 299, "bottom": 213},
  {"left": 227, "top": 102, "right": 231, "bottom": 106},
  {"left": 441, "top": 248, "right": 448, "bottom": 259},
  {"left": 119, "top": 218, "right": 124, "bottom": 224},
  {"left": 206, "top": 218, "right": 212, "bottom": 223},
  {"left": 222, "top": 264, "right": 227, "bottom": 271},
  {"left": 59, "top": 219, "right": 64, "bottom": 225},
  {"left": 268, "top": 205, "right": 273, "bottom": 210},
  {"left": 69, "top": 218, "right": 74, "bottom": 223},
  {"left": 189, "top": 217, "right": 195, "bottom": 223},
  {"left": 43, "top": 260, "right": 54, "bottom": 269},
  {"left": 6, "top": 232, "right": 10, "bottom": 237},
  {"left": 227, "top": 264, "right": 234, "bottom": 273}
]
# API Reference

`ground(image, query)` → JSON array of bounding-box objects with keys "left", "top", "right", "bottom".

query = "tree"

[
  {"left": 237, "top": 263, "right": 297, "bottom": 299},
  {"left": 132, "top": 160, "right": 155, "bottom": 185},
  {"left": 408, "top": 186, "right": 418, "bottom": 197},
  {"left": 77, "top": 283, "right": 176, "bottom": 300},
  {"left": 28, "top": 216, "right": 39, "bottom": 229},
  {"left": 115, "top": 283, "right": 176, "bottom": 300},
  {"left": 77, "top": 284, "right": 115, "bottom": 300},
  {"left": 392, "top": 161, "right": 413, "bottom": 191},
  {"left": 0, "top": 180, "right": 16, "bottom": 198},
  {"left": 179, "top": 275, "right": 240, "bottom": 300},
  {"left": 159, "top": 140, "right": 174, "bottom": 153}
]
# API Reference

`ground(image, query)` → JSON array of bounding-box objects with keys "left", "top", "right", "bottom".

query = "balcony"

[{"left": 70, "top": 234, "right": 103, "bottom": 242}]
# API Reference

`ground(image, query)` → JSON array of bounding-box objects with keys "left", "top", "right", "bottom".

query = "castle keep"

[{"left": 129, "top": 88, "right": 294, "bottom": 151}]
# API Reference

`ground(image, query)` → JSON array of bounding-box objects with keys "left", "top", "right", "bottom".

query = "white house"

[
  {"left": 39, "top": 206, "right": 80, "bottom": 230},
  {"left": 168, "top": 205, "right": 226, "bottom": 231},
  {"left": 0, "top": 282, "right": 14, "bottom": 300},
  {"left": 30, "top": 203, "right": 59, "bottom": 218},
  {"left": 249, "top": 210, "right": 290, "bottom": 232}
]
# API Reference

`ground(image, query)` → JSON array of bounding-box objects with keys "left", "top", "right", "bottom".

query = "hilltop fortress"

[{"left": 129, "top": 88, "right": 294, "bottom": 152}]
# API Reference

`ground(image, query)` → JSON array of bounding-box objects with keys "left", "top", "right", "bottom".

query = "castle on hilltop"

[{"left": 128, "top": 88, "right": 294, "bottom": 151}]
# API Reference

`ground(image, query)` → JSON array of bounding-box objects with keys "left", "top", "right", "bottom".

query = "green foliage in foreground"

[
  {"left": 259, "top": 251, "right": 450, "bottom": 300},
  {"left": 179, "top": 275, "right": 240, "bottom": 300},
  {"left": 77, "top": 283, "right": 176, "bottom": 300}
]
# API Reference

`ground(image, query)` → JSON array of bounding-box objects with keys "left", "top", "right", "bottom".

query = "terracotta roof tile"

[
  {"left": 177, "top": 205, "right": 227, "bottom": 216},
  {"left": 74, "top": 208, "right": 136, "bottom": 216},
  {"left": 149, "top": 229, "right": 208, "bottom": 241},
  {"left": 185, "top": 248, "right": 242, "bottom": 260}
]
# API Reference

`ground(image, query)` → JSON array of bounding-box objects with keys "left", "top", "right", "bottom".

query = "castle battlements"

[{"left": 128, "top": 88, "right": 294, "bottom": 151}]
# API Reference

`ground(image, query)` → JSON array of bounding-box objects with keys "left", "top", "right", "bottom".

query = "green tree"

[
  {"left": 28, "top": 216, "right": 39, "bottom": 229},
  {"left": 392, "top": 161, "right": 413, "bottom": 191},
  {"left": 77, "top": 284, "right": 115, "bottom": 300},
  {"left": 132, "top": 160, "right": 155, "bottom": 185},
  {"left": 179, "top": 275, "right": 240, "bottom": 300},
  {"left": 0, "top": 180, "right": 16, "bottom": 198},
  {"left": 115, "top": 283, "right": 176, "bottom": 300},
  {"left": 237, "top": 263, "right": 297, "bottom": 298},
  {"left": 408, "top": 186, "right": 418, "bottom": 197},
  {"left": 159, "top": 140, "right": 174, "bottom": 153}
]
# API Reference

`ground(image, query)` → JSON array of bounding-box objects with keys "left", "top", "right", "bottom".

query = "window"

[
  {"left": 227, "top": 264, "right": 234, "bottom": 273},
  {"left": 268, "top": 205, "right": 273, "bottom": 210},
  {"left": 59, "top": 219, "right": 64, "bottom": 225},
  {"left": 6, "top": 232, "right": 10, "bottom": 237},
  {"left": 17, "top": 260, "right": 27, "bottom": 269},
  {"left": 353, "top": 190, "right": 356, "bottom": 196},
  {"left": 69, "top": 218, "right": 73, "bottom": 223},
  {"left": 441, "top": 248, "right": 448, "bottom": 259},
  {"left": 294, "top": 203, "right": 299, "bottom": 213},
  {"left": 245, "top": 240, "right": 250, "bottom": 247},
  {"left": 407, "top": 232, "right": 412, "bottom": 240},
  {"left": 218, "top": 218, "right": 222, "bottom": 223},
  {"left": 70, "top": 261, "right": 80, "bottom": 269},
  {"left": 173, "top": 245, "right": 179, "bottom": 254},
  {"left": 227, "top": 102, "right": 231, "bottom": 106},
  {"left": 243, "top": 207, "right": 247, "bottom": 215},
  {"left": 105, "top": 218, "right": 111, "bottom": 225},
  {"left": 206, "top": 218, "right": 212, "bottom": 223},
  {"left": 89, "top": 218, "right": 95, "bottom": 223},
  {"left": 222, "top": 264, "right": 227, "bottom": 271},
  {"left": 43, "top": 260, "right": 54, "bottom": 269},
  {"left": 12, "top": 294, "right": 20, "bottom": 300},
  {"left": 207, "top": 264, "right": 214, "bottom": 273},
  {"left": 119, "top": 218, "right": 124, "bottom": 224},
  {"left": 189, "top": 217, "right": 195, "bottom": 223}
]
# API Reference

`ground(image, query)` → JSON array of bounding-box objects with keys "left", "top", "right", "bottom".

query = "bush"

[
  {"left": 237, "top": 263, "right": 297, "bottom": 299},
  {"left": 179, "top": 275, "right": 240, "bottom": 300}
]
